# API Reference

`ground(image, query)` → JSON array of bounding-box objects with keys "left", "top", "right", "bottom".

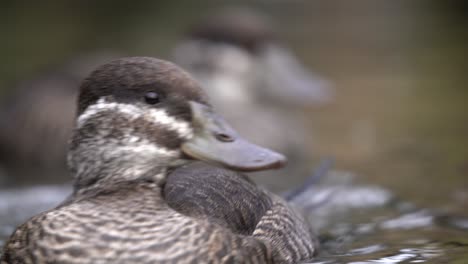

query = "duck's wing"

[
  {"left": 165, "top": 162, "right": 317, "bottom": 263},
  {"left": 253, "top": 191, "right": 317, "bottom": 263},
  {"left": 165, "top": 162, "right": 273, "bottom": 235}
]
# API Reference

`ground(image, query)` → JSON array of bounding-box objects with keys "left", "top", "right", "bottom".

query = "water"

[
  {"left": 311, "top": 207, "right": 468, "bottom": 263},
  {"left": 297, "top": 173, "right": 468, "bottom": 263}
]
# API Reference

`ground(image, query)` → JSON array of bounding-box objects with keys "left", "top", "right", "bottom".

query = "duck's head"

[
  {"left": 68, "top": 57, "right": 285, "bottom": 189},
  {"left": 173, "top": 8, "right": 333, "bottom": 107}
]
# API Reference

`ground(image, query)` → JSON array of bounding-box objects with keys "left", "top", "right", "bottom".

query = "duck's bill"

[{"left": 181, "top": 101, "right": 286, "bottom": 172}]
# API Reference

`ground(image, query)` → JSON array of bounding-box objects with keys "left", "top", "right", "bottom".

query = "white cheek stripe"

[
  {"left": 111, "top": 142, "right": 179, "bottom": 158},
  {"left": 77, "top": 98, "right": 193, "bottom": 139}
]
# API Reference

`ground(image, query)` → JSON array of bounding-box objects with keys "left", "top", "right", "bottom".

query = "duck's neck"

[
  {"left": 67, "top": 140, "right": 184, "bottom": 195},
  {"left": 71, "top": 159, "right": 167, "bottom": 192}
]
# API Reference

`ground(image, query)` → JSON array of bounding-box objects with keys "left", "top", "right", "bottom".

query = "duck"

[
  {"left": 1, "top": 57, "right": 316, "bottom": 263},
  {"left": 173, "top": 8, "right": 334, "bottom": 191}
]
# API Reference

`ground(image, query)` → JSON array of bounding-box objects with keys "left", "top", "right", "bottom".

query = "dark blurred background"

[{"left": 0, "top": 0, "right": 467, "bottom": 261}]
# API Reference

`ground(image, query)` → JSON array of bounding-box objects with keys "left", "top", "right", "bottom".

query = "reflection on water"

[
  {"left": 380, "top": 210, "right": 433, "bottom": 230},
  {"left": 311, "top": 240, "right": 464, "bottom": 263},
  {"left": 309, "top": 203, "right": 468, "bottom": 263}
]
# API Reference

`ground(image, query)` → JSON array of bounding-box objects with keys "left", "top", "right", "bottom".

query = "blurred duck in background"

[
  {"left": 173, "top": 8, "right": 334, "bottom": 191},
  {"left": 0, "top": 8, "right": 332, "bottom": 191},
  {"left": 0, "top": 53, "right": 117, "bottom": 186}
]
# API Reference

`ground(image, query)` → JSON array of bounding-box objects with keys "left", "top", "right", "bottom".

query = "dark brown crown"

[{"left": 77, "top": 57, "right": 209, "bottom": 117}]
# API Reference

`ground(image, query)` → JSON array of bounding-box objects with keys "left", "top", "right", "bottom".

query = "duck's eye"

[{"left": 144, "top": 92, "right": 160, "bottom": 105}]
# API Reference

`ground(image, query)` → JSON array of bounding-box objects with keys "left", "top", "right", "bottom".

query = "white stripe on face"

[
  {"left": 77, "top": 98, "right": 193, "bottom": 139},
  {"left": 108, "top": 139, "right": 180, "bottom": 159}
]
